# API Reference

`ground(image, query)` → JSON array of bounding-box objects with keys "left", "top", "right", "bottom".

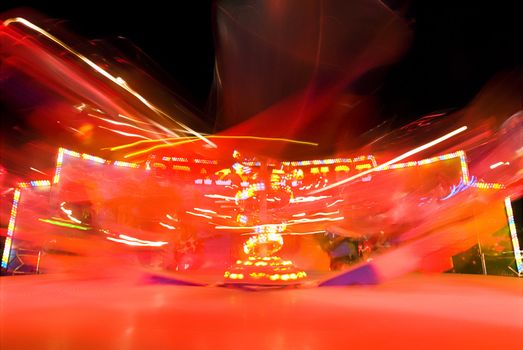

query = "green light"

[{"left": 38, "top": 218, "right": 91, "bottom": 231}]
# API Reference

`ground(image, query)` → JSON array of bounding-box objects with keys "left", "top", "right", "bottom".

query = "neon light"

[
  {"left": 355, "top": 164, "right": 372, "bottom": 170},
  {"left": 224, "top": 257, "right": 307, "bottom": 282},
  {"left": 504, "top": 197, "right": 523, "bottom": 274},
  {"left": 281, "top": 155, "right": 375, "bottom": 167},
  {"left": 64, "top": 149, "right": 81, "bottom": 158},
  {"left": 53, "top": 148, "right": 65, "bottom": 183},
  {"left": 471, "top": 182, "right": 505, "bottom": 190},
  {"left": 113, "top": 161, "right": 140, "bottom": 169},
  {"left": 81, "top": 153, "right": 107, "bottom": 164},
  {"left": 194, "top": 159, "right": 218, "bottom": 165},
  {"left": 18, "top": 180, "right": 51, "bottom": 188},
  {"left": 1, "top": 189, "right": 20, "bottom": 269},
  {"left": 459, "top": 152, "right": 470, "bottom": 184},
  {"left": 1, "top": 237, "right": 12, "bottom": 268}
]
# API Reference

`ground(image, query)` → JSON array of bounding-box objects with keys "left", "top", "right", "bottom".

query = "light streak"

[
  {"left": 312, "top": 126, "right": 468, "bottom": 193},
  {"left": 159, "top": 222, "right": 176, "bottom": 230},
  {"left": 310, "top": 210, "right": 340, "bottom": 217},
  {"left": 194, "top": 208, "right": 217, "bottom": 214},
  {"left": 204, "top": 194, "right": 236, "bottom": 201},
  {"left": 490, "top": 161, "right": 510, "bottom": 169},
  {"left": 287, "top": 217, "right": 344, "bottom": 225},
  {"left": 38, "top": 218, "right": 91, "bottom": 231},
  {"left": 326, "top": 199, "right": 344, "bottom": 207},
  {"left": 106, "top": 236, "right": 168, "bottom": 247},
  {"left": 74, "top": 103, "right": 87, "bottom": 111},
  {"left": 98, "top": 126, "right": 152, "bottom": 140},
  {"left": 290, "top": 195, "right": 331, "bottom": 203},
  {"left": 119, "top": 135, "right": 318, "bottom": 159},
  {"left": 286, "top": 230, "right": 326, "bottom": 235},
  {"left": 292, "top": 211, "right": 338, "bottom": 218},
  {"left": 3, "top": 17, "right": 216, "bottom": 148},
  {"left": 88, "top": 114, "right": 170, "bottom": 136},
  {"left": 30, "top": 167, "right": 47, "bottom": 175},
  {"left": 59, "top": 202, "right": 82, "bottom": 224},
  {"left": 117, "top": 114, "right": 151, "bottom": 125},
  {"left": 215, "top": 226, "right": 254, "bottom": 231},
  {"left": 1, "top": 188, "right": 14, "bottom": 195},
  {"left": 186, "top": 211, "right": 212, "bottom": 219}
]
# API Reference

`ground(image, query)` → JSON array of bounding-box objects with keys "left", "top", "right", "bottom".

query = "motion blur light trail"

[
  {"left": 0, "top": 2, "right": 522, "bottom": 348},
  {"left": 0, "top": 0, "right": 522, "bottom": 310},
  {"left": 2, "top": 17, "right": 215, "bottom": 149}
]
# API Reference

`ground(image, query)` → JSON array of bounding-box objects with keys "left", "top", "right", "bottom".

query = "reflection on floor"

[{"left": 0, "top": 273, "right": 522, "bottom": 349}]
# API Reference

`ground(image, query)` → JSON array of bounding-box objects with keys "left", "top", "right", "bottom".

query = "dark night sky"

[{"left": 1, "top": 0, "right": 522, "bottom": 125}]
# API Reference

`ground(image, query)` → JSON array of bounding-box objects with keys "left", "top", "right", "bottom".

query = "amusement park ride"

[
  {"left": 2, "top": 135, "right": 521, "bottom": 287},
  {"left": 0, "top": 16, "right": 521, "bottom": 288}
]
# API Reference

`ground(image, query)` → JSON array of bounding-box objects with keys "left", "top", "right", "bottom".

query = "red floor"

[{"left": 1, "top": 273, "right": 522, "bottom": 349}]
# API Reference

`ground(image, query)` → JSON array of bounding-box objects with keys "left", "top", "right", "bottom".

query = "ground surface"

[{"left": 1, "top": 273, "right": 522, "bottom": 349}]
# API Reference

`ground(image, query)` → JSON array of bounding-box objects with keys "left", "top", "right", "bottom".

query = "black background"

[{"left": 1, "top": 0, "right": 521, "bottom": 126}]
